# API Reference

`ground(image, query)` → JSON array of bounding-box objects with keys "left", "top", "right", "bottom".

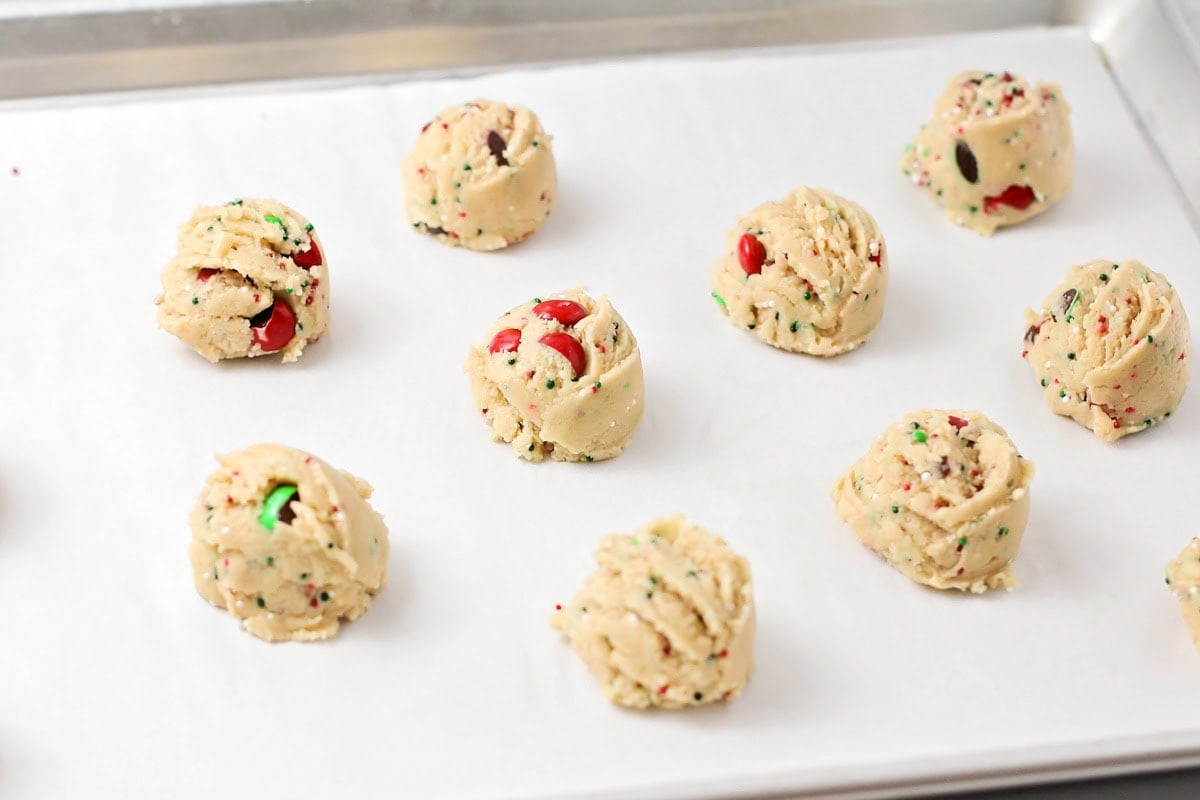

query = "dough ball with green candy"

[
  {"left": 899, "top": 70, "right": 1073, "bottom": 235},
  {"left": 831, "top": 409, "right": 1034, "bottom": 593},
  {"left": 155, "top": 198, "right": 329, "bottom": 363},
  {"left": 1166, "top": 538, "right": 1200, "bottom": 653},
  {"left": 189, "top": 444, "right": 389, "bottom": 642},
  {"left": 551, "top": 516, "right": 756, "bottom": 710},
  {"left": 710, "top": 185, "right": 887, "bottom": 356},
  {"left": 1023, "top": 259, "right": 1190, "bottom": 442},
  {"left": 401, "top": 99, "right": 557, "bottom": 251}
]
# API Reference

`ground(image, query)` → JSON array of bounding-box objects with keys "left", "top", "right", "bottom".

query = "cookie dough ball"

[
  {"left": 189, "top": 444, "right": 389, "bottom": 642},
  {"left": 401, "top": 99, "right": 556, "bottom": 251},
  {"left": 711, "top": 186, "right": 887, "bottom": 356},
  {"left": 551, "top": 516, "right": 755, "bottom": 710},
  {"left": 831, "top": 409, "right": 1034, "bottom": 593},
  {"left": 1023, "top": 259, "right": 1190, "bottom": 442},
  {"left": 1166, "top": 539, "right": 1200, "bottom": 652},
  {"left": 900, "top": 70, "right": 1073, "bottom": 235},
  {"left": 156, "top": 199, "right": 329, "bottom": 363},
  {"left": 464, "top": 289, "right": 644, "bottom": 463}
]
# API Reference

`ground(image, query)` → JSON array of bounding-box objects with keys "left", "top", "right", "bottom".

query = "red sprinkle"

[
  {"left": 310, "top": 598, "right": 319, "bottom": 608},
  {"left": 658, "top": 685, "right": 669, "bottom": 695},
  {"left": 292, "top": 237, "right": 322, "bottom": 269},
  {"left": 902, "top": 483, "right": 911, "bottom": 492},
  {"left": 489, "top": 328, "right": 522, "bottom": 354},
  {"left": 948, "top": 415, "right": 968, "bottom": 430},
  {"left": 1113, "top": 420, "right": 1122, "bottom": 429},
  {"left": 719, "top": 649, "right": 728, "bottom": 659},
  {"left": 532, "top": 299, "right": 589, "bottom": 327},
  {"left": 538, "top": 332, "right": 586, "bottom": 379},
  {"left": 737, "top": 233, "right": 767, "bottom": 276},
  {"left": 983, "top": 184, "right": 1036, "bottom": 214},
  {"left": 554, "top": 604, "right": 562, "bottom": 611},
  {"left": 1124, "top": 406, "right": 1135, "bottom": 413},
  {"left": 250, "top": 299, "right": 297, "bottom": 352}
]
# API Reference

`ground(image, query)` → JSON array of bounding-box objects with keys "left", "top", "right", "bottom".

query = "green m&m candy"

[{"left": 259, "top": 484, "right": 299, "bottom": 531}]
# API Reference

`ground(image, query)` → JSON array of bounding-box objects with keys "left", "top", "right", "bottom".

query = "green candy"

[
  {"left": 259, "top": 484, "right": 298, "bottom": 531},
  {"left": 711, "top": 291, "right": 726, "bottom": 308}
]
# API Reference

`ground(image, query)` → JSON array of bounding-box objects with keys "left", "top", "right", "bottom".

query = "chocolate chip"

[
  {"left": 938, "top": 457, "right": 951, "bottom": 478},
  {"left": 277, "top": 492, "right": 300, "bottom": 526},
  {"left": 248, "top": 304, "right": 274, "bottom": 328},
  {"left": 486, "top": 130, "right": 509, "bottom": 166},
  {"left": 967, "top": 77, "right": 983, "bottom": 85},
  {"left": 955, "top": 140, "right": 979, "bottom": 184},
  {"left": 424, "top": 225, "right": 446, "bottom": 236},
  {"left": 1024, "top": 322, "right": 1043, "bottom": 344},
  {"left": 1055, "top": 288, "right": 1079, "bottom": 320}
]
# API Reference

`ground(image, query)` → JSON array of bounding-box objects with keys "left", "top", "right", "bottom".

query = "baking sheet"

[{"left": 2, "top": 24, "right": 1199, "bottom": 800}]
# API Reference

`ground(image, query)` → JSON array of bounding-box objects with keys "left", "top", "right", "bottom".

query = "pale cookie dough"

[
  {"left": 189, "top": 444, "right": 389, "bottom": 642},
  {"left": 831, "top": 409, "right": 1034, "bottom": 593},
  {"left": 464, "top": 289, "right": 644, "bottom": 463},
  {"left": 156, "top": 199, "right": 330, "bottom": 363},
  {"left": 900, "top": 70, "right": 1073, "bottom": 235},
  {"left": 1166, "top": 539, "right": 1200, "bottom": 652},
  {"left": 1023, "top": 259, "right": 1190, "bottom": 442},
  {"left": 551, "top": 516, "right": 755, "bottom": 710},
  {"left": 401, "top": 99, "right": 556, "bottom": 251},
  {"left": 711, "top": 185, "right": 887, "bottom": 356}
]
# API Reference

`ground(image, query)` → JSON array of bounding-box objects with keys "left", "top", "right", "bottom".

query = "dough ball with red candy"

[
  {"left": 464, "top": 289, "right": 644, "bottom": 463},
  {"left": 155, "top": 198, "right": 330, "bottom": 363},
  {"left": 1022, "top": 258, "right": 1190, "bottom": 442},
  {"left": 711, "top": 185, "right": 888, "bottom": 356},
  {"left": 899, "top": 70, "right": 1074, "bottom": 235},
  {"left": 402, "top": 99, "right": 556, "bottom": 251}
]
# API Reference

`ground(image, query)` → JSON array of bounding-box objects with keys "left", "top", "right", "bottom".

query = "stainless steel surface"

[{"left": 3, "top": 1, "right": 1200, "bottom": 798}]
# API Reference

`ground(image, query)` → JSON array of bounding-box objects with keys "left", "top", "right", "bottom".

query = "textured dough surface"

[
  {"left": 899, "top": 70, "right": 1073, "bottom": 235},
  {"left": 1022, "top": 258, "right": 1190, "bottom": 442},
  {"left": 155, "top": 198, "right": 330, "bottom": 362},
  {"left": 711, "top": 185, "right": 887, "bottom": 356},
  {"left": 464, "top": 289, "right": 644, "bottom": 462},
  {"left": 832, "top": 409, "right": 1034, "bottom": 592},
  {"left": 189, "top": 444, "right": 389, "bottom": 642},
  {"left": 1166, "top": 539, "right": 1200, "bottom": 652},
  {"left": 551, "top": 516, "right": 755, "bottom": 710},
  {"left": 401, "top": 99, "right": 556, "bottom": 251}
]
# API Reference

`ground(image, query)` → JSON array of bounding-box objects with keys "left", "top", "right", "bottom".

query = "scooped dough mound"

[
  {"left": 1166, "top": 539, "right": 1200, "bottom": 652},
  {"left": 899, "top": 70, "right": 1073, "bottom": 235},
  {"left": 464, "top": 289, "right": 644, "bottom": 463},
  {"left": 551, "top": 516, "right": 755, "bottom": 710},
  {"left": 401, "top": 98, "right": 556, "bottom": 251},
  {"left": 155, "top": 198, "right": 330, "bottom": 363},
  {"left": 189, "top": 444, "right": 389, "bottom": 642},
  {"left": 1022, "top": 258, "right": 1190, "bottom": 442},
  {"left": 710, "top": 185, "right": 887, "bottom": 356},
  {"left": 831, "top": 409, "right": 1034, "bottom": 593}
]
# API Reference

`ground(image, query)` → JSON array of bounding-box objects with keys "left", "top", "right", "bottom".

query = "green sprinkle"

[
  {"left": 1019, "top": 163, "right": 1026, "bottom": 170},
  {"left": 1143, "top": 274, "right": 1151, "bottom": 284},
  {"left": 1144, "top": 418, "right": 1153, "bottom": 427},
  {"left": 463, "top": 164, "right": 472, "bottom": 171},
  {"left": 264, "top": 213, "right": 283, "bottom": 226},
  {"left": 265, "top": 556, "right": 274, "bottom": 566},
  {"left": 594, "top": 381, "right": 602, "bottom": 389},
  {"left": 936, "top": 189, "right": 944, "bottom": 197},
  {"left": 545, "top": 380, "right": 555, "bottom": 389},
  {"left": 319, "top": 591, "right": 329, "bottom": 602},
  {"left": 305, "top": 223, "right": 314, "bottom": 232},
  {"left": 649, "top": 576, "right": 659, "bottom": 585},
  {"left": 258, "top": 484, "right": 298, "bottom": 531},
  {"left": 205, "top": 226, "right": 213, "bottom": 232},
  {"left": 1099, "top": 274, "right": 1109, "bottom": 282},
  {"left": 285, "top": 287, "right": 293, "bottom": 294},
  {"left": 891, "top": 506, "right": 900, "bottom": 514},
  {"left": 191, "top": 297, "right": 199, "bottom": 305},
  {"left": 430, "top": 198, "right": 437, "bottom": 205},
  {"left": 803, "top": 292, "right": 812, "bottom": 301},
  {"left": 1067, "top": 352, "right": 1075, "bottom": 360},
  {"left": 998, "top": 527, "right": 1010, "bottom": 538},
  {"left": 1112, "top": 263, "right": 1120, "bottom": 270},
  {"left": 921, "top": 146, "right": 930, "bottom": 158},
  {"left": 747, "top": 323, "right": 756, "bottom": 330},
  {"left": 300, "top": 573, "right": 308, "bottom": 580},
  {"left": 507, "top": 358, "right": 516, "bottom": 365},
  {"left": 913, "top": 430, "right": 928, "bottom": 443},
  {"left": 1148, "top": 335, "right": 1155, "bottom": 343},
  {"left": 584, "top": 455, "right": 594, "bottom": 462},
  {"left": 205, "top": 505, "right": 214, "bottom": 512},
  {"left": 527, "top": 443, "right": 535, "bottom": 452},
  {"left": 532, "top": 140, "right": 539, "bottom": 147},
  {"left": 1040, "top": 378, "right": 1048, "bottom": 387},
  {"left": 789, "top": 321, "right": 799, "bottom": 333},
  {"left": 256, "top": 597, "right": 266, "bottom": 608},
  {"left": 968, "top": 205, "right": 978, "bottom": 214},
  {"left": 1059, "top": 390, "right": 1067, "bottom": 398},
  {"left": 454, "top": 182, "right": 461, "bottom": 189},
  {"left": 476, "top": 228, "right": 483, "bottom": 236},
  {"left": 686, "top": 570, "right": 698, "bottom": 578},
  {"left": 229, "top": 199, "right": 243, "bottom": 206},
  {"left": 533, "top": 297, "right": 542, "bottom": 303},
  {"left": 957, "top": 537, "right": 969, "bottom": 548},
  {"left": 711, "top": 291, "right": 726, "bottom": 308}
]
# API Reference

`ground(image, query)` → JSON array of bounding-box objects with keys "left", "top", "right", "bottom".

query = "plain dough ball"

[
  {"left": 401, "top": 99, "right": 556, "bottom": 251},
  {"left": 1023, "top": 259, "right": 1190, "bottom": 442},
  {"left": 711, "top": 185, "right": 887, "bottom": 356},
  {"left": 550, "top": 515, "right": 755, "bottom": 710},
  {"left": 1166, "top": 539, "right": 1200, "bottom": 652},
  {"left": 464, "top": 289, "right": 644, "bottom": 462},
  {"left": 899, "top": 70, "right": 1073, "bottom": 235},
  {"left": 831, "top": 409, "right": 1034, "bottom": 593},
  {"left": 155, "top": 199, "right": 330, "bottom": 363},
  {"left": 189, "top": 444, "right": 389, "bottom": 642}
]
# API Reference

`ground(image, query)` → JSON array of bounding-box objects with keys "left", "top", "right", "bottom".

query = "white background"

[{"left": 1, "top": 25, "right": 1199, "bottom": 800}]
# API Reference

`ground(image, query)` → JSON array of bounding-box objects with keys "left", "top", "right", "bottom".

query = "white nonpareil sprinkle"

[
  {"left": 1012, "top": 488, "right": 1026, "bottom": 500},
  {"left": 869, "top": 240, "right": 880, "bottom": 256},
  {"left": 267, "top": 613, "right": 276, "bottom": 620},
  {"left": 625, "top": 612, "right": 638, "bottom": 624},
  {"left": 1044, "top": 360, "right": 1053, "bottom": 369},
  {"left": 221, "top": 526, "right": 231, "bottom": 534},
  {"left": 202, "top": 573, "right": 211, "bottom": 581},
  {"left": 235, "top": 600, "right": 244, "bottom": 609},
  {"left": 871, "top": 493, "right": 879, "bottom": 500},
  {"left": 921, "top": 472, "right": 931, "bottom": 482}
]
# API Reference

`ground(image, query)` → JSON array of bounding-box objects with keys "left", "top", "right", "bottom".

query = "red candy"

[
  {"left": 948, "top": 415, "right": 968, "bottom": 430},
  {"left": 983, "top": 184, "right": 1036, "bottom": 214},
  {"left": 197, "top": 268, "right": 218, "bottom": 282},
  {"left": 488, "top": 327, "right": 522, "bottom": 354},
  {"left": 532, "top": 299, "right": 588, "bottom": 327},
  {"left": 538, "top": 332, "right": 586, "bottom": 379},
  {"left": 250, "top": 299, "right": 297, "bottom": 352},
  {"left": 292, "top": 237, "right": 322, "bottom": 269},
  {"left": 737, "top": 233, "right": 766, "bottom": 276}
]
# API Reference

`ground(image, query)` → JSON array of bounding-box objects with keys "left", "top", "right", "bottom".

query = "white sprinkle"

[
  {"left": 236, "top": 600, "right": 244, "bottom": 608},
  {"left": 332, "top": 511, "right": 345, "bottom": 522},
  {"left": 1012, "top": 488, "right": 1026, "bottom": 500},
  {"left": 625, "top": 612, "right": 638, "bottom": 624},
  {"left": 868, "top": 240, "right": 880, "bottom": 256},
  {"left": 986, "top": 107, "right": 996, "bottom": 117},
  {"left": 1072, "top": 326, "right": 1081, "bottom": 335},
  {"left": 202, "top": 573, "right": 211, "bottom": 581},
  {"left": 609, "top": 420, "right": 616, "bottom": 427},
  {"left": 871, "top": 492, "right": 879, "bottom": 500},
  {"left": 1060, "top": 394, "right": 1070, "bottom": 403},
  {"left": 440, "top": 154, "right": 448, "bottom": 162},
  {"left": 921, "top": 472, "right": 931, "bottom": 482},
  {"left": 221, "top": 526, "right": 231, "bottom": 534},
  {"left": 1044, "top": 360, "right": 1053, "bottom": 369},
  {"left": 816, "top": 226, "right": 825, "bottom": 237},
  {"left": 267, "top": 613, "right": 275, "bottom": 620}
]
